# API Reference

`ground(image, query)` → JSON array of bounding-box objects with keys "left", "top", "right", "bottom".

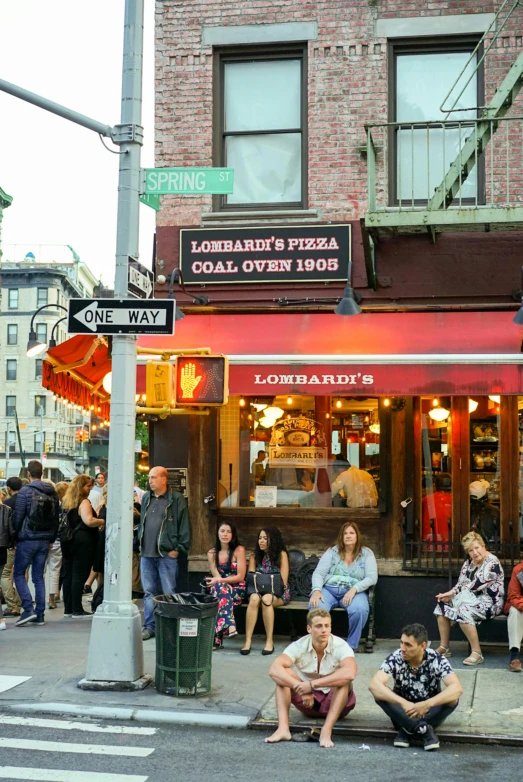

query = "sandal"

[
  {"left": 463, "top": 651, "right": 484, "bottom": 666},
  {"left": 435, "top": 646, "right": 452, "bottom": 658},
  {"left": 292, "top": 729, "right": 320, "bottom": 743}
]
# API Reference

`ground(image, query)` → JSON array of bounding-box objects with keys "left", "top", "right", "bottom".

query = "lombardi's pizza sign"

[{"left": 179, "top": 224, "right": 351, "bottom": 285}]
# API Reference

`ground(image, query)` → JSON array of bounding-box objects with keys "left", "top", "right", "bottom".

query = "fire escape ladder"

[{"left": 429, "top": 48, "right": 523, "bottom": 211}]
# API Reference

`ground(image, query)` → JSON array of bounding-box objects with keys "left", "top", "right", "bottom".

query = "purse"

[{"left": 246, "top": 571, "right": 284, "bottom": 599}]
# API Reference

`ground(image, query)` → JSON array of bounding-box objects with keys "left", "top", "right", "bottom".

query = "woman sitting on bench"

[
  {"left": 241, "top": 527, "right": 290, "bottom": 656},
  {"left": 434, "top": 531, "right": 505, "bottom": 666},
  {"left": 309, "top": 521, "right": 378, "bottom": 650},
  {"left": 206, "top": 522, "right": 246, "bottom": 650}
]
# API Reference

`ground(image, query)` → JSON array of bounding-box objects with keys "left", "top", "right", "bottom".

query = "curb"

[
  {"left": 249, "top": 719, "right": 523, "bottom": 747},
  {"left": 3, "top": 701, "right": 251, "bottom": 729}
]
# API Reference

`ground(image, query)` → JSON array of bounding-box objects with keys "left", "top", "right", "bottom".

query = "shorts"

[{"left": 291, "top": 686, "right": 356, "bottom": 719}]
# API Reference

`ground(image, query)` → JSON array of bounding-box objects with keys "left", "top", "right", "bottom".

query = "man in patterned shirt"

[{"left": 369, "top": 623, "right": 463, "bottom": 751}]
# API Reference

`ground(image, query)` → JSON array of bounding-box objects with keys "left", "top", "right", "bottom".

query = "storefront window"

[
  {"left": 420, "top": 397, "right": 452, "bottom": 545},
  {"left": 468, "top": 396, "right": 500, "bottom": 544},
  {"left": 219, "top": 396, "right": 381, "bottom": 509}
]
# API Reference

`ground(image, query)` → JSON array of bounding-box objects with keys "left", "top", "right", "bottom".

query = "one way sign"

[{"left": 67, "top": 299, "right": 175, "bottom": 336}]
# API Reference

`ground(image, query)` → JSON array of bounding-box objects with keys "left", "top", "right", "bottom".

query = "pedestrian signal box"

[
  {"left": 145, "top": 361, "right": 175, "bottom": 408},
  {"left": 174, "top": 355, "right": 229, "bottom": 406}
]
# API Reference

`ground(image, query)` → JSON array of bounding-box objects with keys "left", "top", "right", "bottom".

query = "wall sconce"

[{"left": 429, "top": 405, "right": 450, "bottom": 422}]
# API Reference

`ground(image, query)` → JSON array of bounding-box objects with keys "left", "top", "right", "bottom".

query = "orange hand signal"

[{"left": 180, "top": 362, "right": 202, "bottom": 398}]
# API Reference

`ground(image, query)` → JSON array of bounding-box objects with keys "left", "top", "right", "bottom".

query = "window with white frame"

[
  {"left": 7, "top": 324, "right": 17, "bottom": 345},
  {"left": 37, "top": 288, "right": 48, "bottom": 307},
  {"left": 8, "top": 289, "right": 19, "bottom": 309},
  {"left": 6, "top": 360, "right": 17, "bottom": 381}
]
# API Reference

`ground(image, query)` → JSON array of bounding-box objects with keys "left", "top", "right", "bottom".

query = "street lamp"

[
  {"left": 167, "top": 266, "right": 209, "bottom": 321},
  {"left": 334, "top": 261, "right": 362, "bottom": 316},
  {"left": 26, "top": 303, "right": 67, "bottom": 357}
]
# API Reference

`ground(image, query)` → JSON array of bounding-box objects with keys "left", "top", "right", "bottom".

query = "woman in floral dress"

[
  {"left": 206, "top": 523, "right": 246, "bottom": 650},
  {"left": 241, "top": 527, "right": 290, "bottom": 656},
  {"left": 434, "top": 531, "right": 504, "bottom": 666}
]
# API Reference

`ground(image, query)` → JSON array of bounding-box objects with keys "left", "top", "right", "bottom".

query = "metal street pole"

[
  {"left": 5, "top": 422, "right": 10, "bottom": 479},
  {"left": 83, "top": 0, "right": 146, "bottom": 685},
  {"left": 0, "top": 0, "right": 148, "bottom": 686}
]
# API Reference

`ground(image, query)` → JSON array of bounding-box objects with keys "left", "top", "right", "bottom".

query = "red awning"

[
  {"left": 43, "top": 335, "right": 111, "bottom": 419},
  {"left": 137, "top": 311, "right": 523, "bottom": 395}
]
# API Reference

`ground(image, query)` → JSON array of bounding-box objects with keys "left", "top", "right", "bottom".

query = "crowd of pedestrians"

[{"left": 2, "top": 459, "right": 523, "bottom": 752}]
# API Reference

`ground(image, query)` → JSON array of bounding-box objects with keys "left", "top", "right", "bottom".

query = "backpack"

[
  {"left": 27, "top": 487, "right": 56, "bottom": 533},
  {"left": 58, "top": 508, "right": 82, "bottom": 544},
  {"left": 0, "top": 505, "right": 15, "bottom": 548}
]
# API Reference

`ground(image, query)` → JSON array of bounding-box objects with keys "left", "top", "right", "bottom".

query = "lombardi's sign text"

[{"left": 179, "top": 224, "right": 351, "bottom": 285}]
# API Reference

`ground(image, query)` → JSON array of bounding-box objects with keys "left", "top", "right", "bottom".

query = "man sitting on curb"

[
  {"left": 369, "top": 622, "right": 463, "bottom": 751},
  {"left": 265, "top": 608, "right": 357, "bottom": 748},
  {"left": 504, "top": 559, "right": 523, "bottom": 672}
]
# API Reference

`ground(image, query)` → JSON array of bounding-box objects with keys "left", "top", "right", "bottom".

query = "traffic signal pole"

[{"left": 0, "top": 0, "right": 148, "bottom": 685}]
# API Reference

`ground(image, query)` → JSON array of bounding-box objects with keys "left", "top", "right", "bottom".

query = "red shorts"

[{"left": 291, "top": 687, "right": 356, "bottom": 719}]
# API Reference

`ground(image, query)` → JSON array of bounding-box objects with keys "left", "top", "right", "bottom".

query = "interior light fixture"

[
  {"left": 325, "top": 412, "right": 331, "bottom": 419},
  {"left": 469, "top": 398, "right": 479, "bottom": 413},
  {"left": 428, "top": 406, "right": 451, "bottom": 422},
  {"left": 369, "top": 423, "right": 380, "bottom": 434},
  {"left": 336, "top": 399, "right": 342, "bottom": 409},
  {"left": 102, "top": 372, "right": 112, "bottom": 394},
  {"left": 287, "top": 396, "right": 293, "bottom": 405},
  {"left": 258, "top": 416, "right": 273, "bottom": 428},
  {"left": 488, "top": 395, "right": 501, "bottom": 404},
  {"left": 252, "top": 403, "right": 268, "bottom": 413},
  {"left": 383, "top": 398, "right": 391, "bottom": 407},
  {"left": 263, "top": 406, "right": 284, "bottom": 420},
  {"left": 239, "top": 397, "right": 246, "bottom": 407},
  {"left": 432, "top": 398, "right": 439, "bottom": 407}
]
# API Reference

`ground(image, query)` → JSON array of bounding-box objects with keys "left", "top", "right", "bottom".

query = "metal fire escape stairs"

[{"left": 362, "top": 0, "right": 523, "bottom": 289}]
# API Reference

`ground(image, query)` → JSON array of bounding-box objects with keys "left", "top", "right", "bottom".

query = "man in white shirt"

[
  {"left": 331, "top": 463, "right": 378, "bottom": 508},
  {"left": 88, "top": 472, "right": 105, "bottom": 513},
  {"left": 265, "top": 608, "right": 357, "bottom": 748}
]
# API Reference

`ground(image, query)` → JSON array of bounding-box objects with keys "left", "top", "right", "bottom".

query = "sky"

[{"left": 0, "top": 1, "right": 156, "bottom": 286}]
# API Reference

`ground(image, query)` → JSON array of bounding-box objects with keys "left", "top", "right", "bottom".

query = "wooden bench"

[{"left": 236, "top": 550, "right": 377, "bottom": 652}]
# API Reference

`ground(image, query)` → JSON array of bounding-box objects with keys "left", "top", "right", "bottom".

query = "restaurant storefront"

[{"left": 137, "top": 309, "right": 523, "bottom": 586}]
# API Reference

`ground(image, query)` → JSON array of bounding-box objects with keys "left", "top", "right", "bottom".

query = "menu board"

[{"left": 166, "top": 467, "right": 188, "bottom": 498}]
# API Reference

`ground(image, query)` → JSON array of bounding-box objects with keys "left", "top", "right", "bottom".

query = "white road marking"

[
  {"left": 0, "top": 768, "right": 148, "bottom": 782},
  {"left": 0, "top": 715, "right": 156, "bottom": 735},
  {"left": 0, "top": 675, "right": 31, "bottom": 693},
  {"left": 0, "top": 738, "right": 154, "bottom": 757}
]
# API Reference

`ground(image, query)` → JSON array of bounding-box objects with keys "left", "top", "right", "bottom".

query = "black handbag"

[{"left": 246, "top": 571, "right": 284, "bottom": 599}]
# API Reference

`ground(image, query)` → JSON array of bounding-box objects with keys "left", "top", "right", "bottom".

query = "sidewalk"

[{"left": 0, "top": 602, "right": 522, "bottom": 743}]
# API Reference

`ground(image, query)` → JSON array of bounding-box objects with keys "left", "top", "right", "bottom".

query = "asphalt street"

[{"left": 0, "top": 715, "right": 520, "bottom": 782}]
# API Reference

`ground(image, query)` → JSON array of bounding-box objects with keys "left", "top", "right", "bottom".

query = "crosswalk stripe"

[
  {"left": 0, "top": 715, "right": 156, "bottom": 735},
  {"left": 0, "top": 768, "right": 148, "bottom": 782},
  {"left": 0, "top": 738, "right": 154, "bottom": 756}
]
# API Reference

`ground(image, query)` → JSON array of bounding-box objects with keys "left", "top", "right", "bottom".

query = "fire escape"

[{"left": 363, "top": 0, "right": 523, "bottom": 286}]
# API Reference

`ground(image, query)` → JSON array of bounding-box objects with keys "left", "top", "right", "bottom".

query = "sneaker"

[
  {"left": 3, "top": 609, "right": 21, "bottom": 617},
  {"left": 417, "top": 722, "right": 440, "bottom": 751},
  {"left": 142, "top": 628, "right": 155, "bottom": 640},
  {"left": 15, "top": 611, "right": 37, "bottom": 627},
  {"left": 0, "top": 621, "right": 6, "bottom": 631},
  {"left": 509, "top": 659, "right": 522, "bottom": 672},
  {"left": 34, "top": 615, "right": 45, "bottom": 626},
  {"left": 72, "top": 611, "right": 92, "bottom": 618},
  {"left": 393, "top": 728, "right": 411, "bottom": 748}
]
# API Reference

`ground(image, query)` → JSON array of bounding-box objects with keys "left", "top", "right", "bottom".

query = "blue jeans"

[
  {"left": 310, "top": 585, "right": 369, "bottom": 649},
  {"left": 13, "top": 540, "right": 49, "bottom": 617},
  {"left": 140, "top": 555, "right": 179, "bottom": 632}
]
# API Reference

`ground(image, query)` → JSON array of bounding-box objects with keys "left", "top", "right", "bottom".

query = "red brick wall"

[{"left": 154, "top": 0, "right": 523, "bottom": 304}]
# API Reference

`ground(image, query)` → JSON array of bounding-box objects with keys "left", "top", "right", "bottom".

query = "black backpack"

[
  {"left": 0, "top": 505, "right": 15, "bottom": 548},
  {"left": 27, "top": 488, "right": 56, "bottom": 533},
  {"left": 58, "top": 508, "right": 82, "bottom": 544},
  {"left": 91, "top": 583, "right": 104, "bottom": 614}
]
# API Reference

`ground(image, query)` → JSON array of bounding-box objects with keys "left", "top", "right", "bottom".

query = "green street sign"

[
  {"left": 140, "top": 193, "right": 161, "bottom": 211},
  {"left": 144, "top": 167, "right": 234, "bottom": 195}
]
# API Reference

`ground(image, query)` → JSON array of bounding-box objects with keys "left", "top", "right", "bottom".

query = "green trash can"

[{"left": 153, "top": 593, "right": 218, "bottom": 696}]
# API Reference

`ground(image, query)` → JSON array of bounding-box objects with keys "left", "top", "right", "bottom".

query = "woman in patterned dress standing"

[
  {"left": 433, "top": 531, "right": 504, "bottom": 665},
  {"left": 206, "top": 523, "right": 246, "bottom": 650}
]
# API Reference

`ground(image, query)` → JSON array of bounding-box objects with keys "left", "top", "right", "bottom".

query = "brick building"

[{"left": 141, "top": 0, "right": 523, "bottom": 628}]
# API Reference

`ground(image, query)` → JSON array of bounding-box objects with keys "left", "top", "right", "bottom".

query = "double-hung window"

[
  {"left": 8, "top": 289, "right": 19, "bottom": 309},
  {"left": 7, "top": 324, "right": 17, "bottom": 345},
  {"left": 215, "top": 45, "right": 307, "bottom": 209},
  {"left": 36, "top": 323, "right": 47, "bottom": 345},
  {"left": 6, "top": 396, "right": 16, "bottom": 417},
  {"left": 37, "top": 287, "right": 48, "bottom": 307},
  {"left": 391, "top": 38, "right": 483, "bottom": 204},
  {"left": 6, "top": 360, "right": 17, "bottom": 381}
]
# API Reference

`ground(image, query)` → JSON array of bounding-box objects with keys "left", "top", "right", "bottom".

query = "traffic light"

[
  {"left": 145, "top": 361, "right": 174, "bottom": 408},
  {"left": 174, "top": 355, "right": 229, "bottom": 406},
  {"left": 44, "top": 442, "right": 50, "bottom": 453},
  {"left": 75, "top": 429, "right": 83, "bottom": 442},
  {"left": 82, "top": 431, "right": 89, "bottom": 443}
]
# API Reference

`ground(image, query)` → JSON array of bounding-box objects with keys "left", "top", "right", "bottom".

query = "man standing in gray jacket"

[{"left": 138, "top": 465, "right": 191, "bottom": 640}]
